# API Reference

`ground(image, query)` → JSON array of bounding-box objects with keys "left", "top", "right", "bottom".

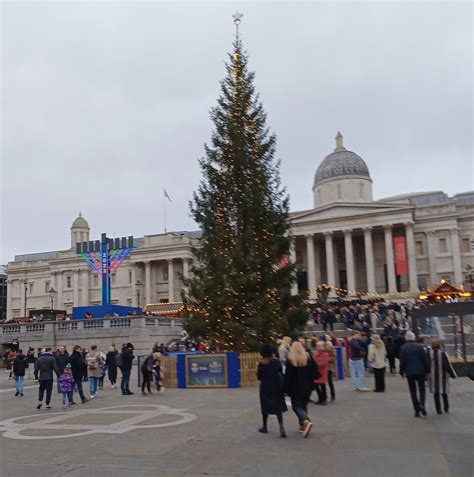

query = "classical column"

[
  {"left": 450, "top": 228, "right": 463, "bottom": 285},
  {"left": 344, "top": 229, "right": 356, "bottom": 294},
  {"left": 6, "top": 279, "right": 12, "bottom": 320},
  {"left": 324, "top": 232, "right": 336, "bottom": 292},
  {"left": 404, "top": 222, "right": 419, "bottom": 292},
  {"left": 168, "top": 259, "right": 175, "bottom": 302},
  {"left": 81, "top": 270, "right": 89, "bottom": 306},
  {"left": 56, "top": 272, "right": 63, "bottom": 309},
  {"left": 426, "top": 231, "right": 438, "bottom": 286},
  {"left": 384, "top": 225, "right": 397, "bottom": 293},
  {"left": 364, "top": 227, "right": 376, "bottom": 293},
  {"left": 131, "top": 263, "right": 137, "bottom": 307},
  {"left": 144, "top": 261, "right": 152, "bottom": 304},
  {"left": 289, "top": 240, "right": 299, "bottom": 295},
  {"left": 182, "top": 258, "right": 190, "bottom": 279},
  {"left": 305, "top": 234, "right": 316, "bottom": 296},
  {"left": 73, "top": 270, "right": 80, "bottom": 306}
]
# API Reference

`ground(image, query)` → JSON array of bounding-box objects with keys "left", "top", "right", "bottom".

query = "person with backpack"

[
  {"left": 86, "top": 345, "right": 102, "bottom": 399},
  {"left": 12, "top": 349, "right": 29, "bottom": 397},
  {"left": 118, "top": 343, "right": 134, "bottom": 395}
]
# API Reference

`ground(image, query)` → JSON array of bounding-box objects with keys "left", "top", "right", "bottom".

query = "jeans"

[
  {"left": 62, "top": 392, "right": 70, "bottom": 407},
  {"left": 291, "top": 397, "right": 310, "bottom": 425},
  {"left": 15, "top": 376, "right": 25, "bottom": 394},
  {"left": 108, "top": 366, "right": 117, "bottom": 385},
  {"left": 327, "top": 370, "right": 335, "bottom": 400},
  {"left": 89, "top": 376, "right": 98, "bottom": 396},
  {"left": 407, "top": 375, "right": 426, "bottom": 412},
  {"left": 38, "top": 379, "right": 53, "bottom": 405},
  {"left": 351, "top": 359, "right": 366, "bottom": 389},
  {"left": 121, "top": 369, "right": 131, "bottom": 393},
  {"left": 154, "top": 374, "right": 162, "bottom": 391},
  {"left": 433, "top": 393, "right": 449, "bottom": 413},
  {"left": 373, "top": 368, "right": 385, "bottom": 392},
  {"left": 71, "top": 378, "right": 86, "bottom": 402}
]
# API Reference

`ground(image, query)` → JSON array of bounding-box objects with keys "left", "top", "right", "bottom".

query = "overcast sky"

[{"left": 1, "top": 1, "right": 473, "bottom": 264}]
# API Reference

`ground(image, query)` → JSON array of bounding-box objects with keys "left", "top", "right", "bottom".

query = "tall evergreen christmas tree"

[{"left": 183, "top": 23, "right": 306, "bottom": 351}]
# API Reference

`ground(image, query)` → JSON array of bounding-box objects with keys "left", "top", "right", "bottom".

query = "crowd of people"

[
  {"left": 256, "top": 325, "right": 457, "bottom": 439},
  {"left": 5, "top": 342, "right": 166, "bottom": 410}
]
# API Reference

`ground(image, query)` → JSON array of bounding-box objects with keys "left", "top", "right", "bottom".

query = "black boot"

[{"left": 259, "top": 414, "right": 268, "bottom": 433}]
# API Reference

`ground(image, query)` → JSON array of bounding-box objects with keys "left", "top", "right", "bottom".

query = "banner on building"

[{"left": 393, "top": 236, "right": 408, "bottom": 276}]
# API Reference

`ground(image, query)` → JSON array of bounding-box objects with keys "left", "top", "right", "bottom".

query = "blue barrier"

[{"left": 335, "top": 346, "right": 344, "bottom": 380}]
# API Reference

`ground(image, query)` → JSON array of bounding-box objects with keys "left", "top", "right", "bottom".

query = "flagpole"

[{"left": 163, "top": 189, "right": 167, "bottom": 234}]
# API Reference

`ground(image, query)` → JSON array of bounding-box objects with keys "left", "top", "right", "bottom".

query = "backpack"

[{"left": 116, "top": 352, "right": 124, "bottom": 368}]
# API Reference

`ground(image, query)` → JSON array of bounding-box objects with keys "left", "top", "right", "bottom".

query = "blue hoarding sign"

[{"left": 185, "top": 354, "right": 228, "bottom": 387}]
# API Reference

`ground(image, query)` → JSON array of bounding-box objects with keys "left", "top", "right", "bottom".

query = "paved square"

[{"left": 0, "top": 373, "right": 472, "bottom": 477}]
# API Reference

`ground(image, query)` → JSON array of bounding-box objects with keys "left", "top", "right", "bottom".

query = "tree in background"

[{"left": 183, "top": 33, "right": 307, "bottom": 351}]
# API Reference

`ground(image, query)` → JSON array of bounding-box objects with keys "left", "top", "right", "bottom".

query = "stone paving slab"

[{"left": 0, "top": 373, "right": 472, "bottom": 477}]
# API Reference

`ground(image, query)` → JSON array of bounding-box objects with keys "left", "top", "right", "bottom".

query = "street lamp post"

[
  {"left": 24, "top": 284, "right": 28, "bottom": 318},
  {"left": 49, "top": 287, "right": 56, "bottom": 321}
]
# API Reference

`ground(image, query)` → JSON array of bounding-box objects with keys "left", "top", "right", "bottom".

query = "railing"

[
  {"left": 110, "top": 318, "right": 131, "bottom": 328},
  {"left": 57, "top": 321, "right": 78, "bottom": 332},
  {"left": 25, "top": 323, "right": 45, "bottom": 334},
  {"left": 2, "top": 324, "right": 21, "bottom": 334},
  {"left": 83, "top": 319, "right": 104, "bottom": 330}
]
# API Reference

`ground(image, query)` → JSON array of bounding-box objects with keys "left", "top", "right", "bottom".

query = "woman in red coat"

[{"left": 313, "top": 341, "right": 329, "bottom": 405}]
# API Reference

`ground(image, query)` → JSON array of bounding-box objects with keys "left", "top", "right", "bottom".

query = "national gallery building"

[{"left": 5, "top": 133, "right": 474, "bottom": 319}]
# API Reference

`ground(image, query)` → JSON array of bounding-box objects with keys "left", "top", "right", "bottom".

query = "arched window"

[
  {"left": 317, "top": 189, "right": 321, "bottom": 204},
  {"left": 360, "top": 182, "right": 364, "bottom": 199},
  {"left": 337, "top": 184, "right": 342, "bottom": 200}
]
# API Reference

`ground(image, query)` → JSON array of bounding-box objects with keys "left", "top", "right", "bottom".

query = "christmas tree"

[{"left": 183, "top": 24, "right": 307, "bottom": 351}]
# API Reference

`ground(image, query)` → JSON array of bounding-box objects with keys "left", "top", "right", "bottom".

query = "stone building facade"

[{"left": 5, "top": 133, "right": 474, "bottom": 318}]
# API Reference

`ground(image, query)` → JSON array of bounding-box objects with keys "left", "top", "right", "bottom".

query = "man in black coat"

[
  {"left": 120, "top": 343, "right": 135, "bottom": 395},
  {"left": 34, "top": 347, "right": 59, "bottom": 409},
  {"left": 69, "top": 345, "right": 88, "bottom": 404},
  {"left": 13, "top": 350, "right": 29, "bottom": 397},
  {"left": 400, "top": 331, "right": 430, "bottom": 417}
]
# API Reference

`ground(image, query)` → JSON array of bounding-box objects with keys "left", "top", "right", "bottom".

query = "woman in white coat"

[{"left": 368, "top": 334, "right": 387, "bottom": 392}]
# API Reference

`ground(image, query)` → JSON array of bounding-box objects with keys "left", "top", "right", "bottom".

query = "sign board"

[{"left": 185, "top": 354, "right": 228, "bottom": 388}]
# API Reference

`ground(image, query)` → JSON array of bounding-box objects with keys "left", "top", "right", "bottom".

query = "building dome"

[
  {"left": 313, "top": 133, "right": 373, "bottom": 208},
  {"left": 314, "top": 132, "right": 370, "bottom": 187},
  {"left": 71, "top": 212, "right": 89, "bottom": 230}
]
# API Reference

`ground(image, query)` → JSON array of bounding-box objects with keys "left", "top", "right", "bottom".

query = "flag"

[{"left": 164, "top": 189, "right": 172, "bottom": 202}]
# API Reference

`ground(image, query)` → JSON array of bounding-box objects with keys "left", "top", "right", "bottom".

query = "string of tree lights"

[{"left": 182, "top": 16, "right": 306, "bottom": 351}]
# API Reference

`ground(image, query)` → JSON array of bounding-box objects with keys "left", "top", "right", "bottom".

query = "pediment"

[{"left": 291, "top": 202, "right": 412, "bottom": 224}]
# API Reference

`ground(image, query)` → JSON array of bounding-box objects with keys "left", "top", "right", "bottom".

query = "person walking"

[
  {"left": 349, "top": 331, "right": 370, "bottom": 391},
  {"left": 34, "top": 347, "right": 59, "bottom": 410},
  {"left": 400, "top": 331, "right": 430, "bottom": 417},
  {"left": 326, "top": 341, "right": 336, "bottom": 402},
  {"left": 278, "top": 336, "right": 292, "bottom": 373},
  {"left": 428, "top": 339, "right": 456, "bottom": 414},
  {"left": 55, "top": 346, "right": 70, "bottom": 393},
  {"left": 105, "top": 345, "right": 118, "bottom": 388},
  {"left": 119, "top": 343, "right": 135, "bottom": 395},
  {"left": 58, "top": 363, "right": 75, "bottom": 410},
  {"left": 26, "top": 347, "right": 36, "bottom": 380},
  {"left": 384, "top": 336, "right": 397, "bottom": 374},
  {"left": 153, "top": 353, "right": 164, "bottom": 392},
  {"left": 140, "top": 353, "right": 155, "bottom": 395},
  {"left": 12, "top": 349, "right": 28, "bottom": 397},
  {"left": 256, "top": 344, "right": 287, "bottom": 438},
  {"left": 85, "top": 345, "right": 102, "bottom": 399},
  {"left": 69, "top": 345, "right": 89, "bottom": 404},
  {"left": 368, "top": 334, "right": 387, "bottom": 392},
  {"left": 313, "top": 341, "right": 328, "bottom": 405},
  {"left": 284, "top": 341, "right": 317, "bottom": 438}
]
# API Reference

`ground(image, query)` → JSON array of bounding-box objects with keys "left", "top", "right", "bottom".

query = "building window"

[
  {"left": 360, "top": 182, "right": 364, "bottom": 199},
  {"left": 337, "top": 184, "right": 342, "bottom": 200},
  {"left": 159, "top": 298, "right": 169, "bottom": 303},
  {"left": 111, "top": 273, "right": 116, "bottom": 285},
  {"left": 415, "top": 241, "right": 424, "bottom": 256},
  {"left": 29, "top": 283, "right": 34, "bottom": 294},
  {"left": 418, "top": 275, "right": 429, "bottom": 290},
  {"left": 440, "top": 274, "right": 453, "bottom": 282},
  {"left": 317, "top": 189, "right": 321, "bottom": 204},
  {"left": 44, "top": 281, "right": 50, "bottom": 294},
  {"left": 438, "top": 238, "right": 447, "bottom": 253},
  {"left": 93, "top": 275, "right": 98, "bottom": 286},
  {"left": 66, "top": 276, "right": 72, "bottom": 289},
  {"left": 296, "top": 251, "right": 303, "bottom": 264},
  {"left": 461, "top": 237, "right": 470, "bottom": 253},
  {"left": 163, "top": 267, "right": 168, "bottom": 281},
  {"left": 129, "top": 270, "right": 132, "bottom": 283}
]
